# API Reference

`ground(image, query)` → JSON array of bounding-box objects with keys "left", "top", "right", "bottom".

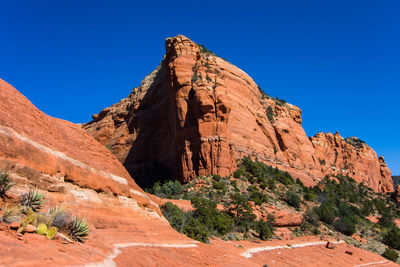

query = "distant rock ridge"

[{"left": 84, "top": 35, "right": 393, "bottom": 192}]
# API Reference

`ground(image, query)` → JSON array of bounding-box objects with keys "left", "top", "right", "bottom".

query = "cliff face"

[
  {"left": 84, "top": 35, "right": 393, "bottom": 192},
  {"left": 310, "top": 133, "right": 393, "bottom": 192}
]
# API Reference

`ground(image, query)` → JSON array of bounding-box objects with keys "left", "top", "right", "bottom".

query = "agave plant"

[
  {"left": 0, "top": 170, "right": 14, "bottom": 198},
  {"left": 20, "top": 188, "right": 45, "bottom": 212},
  {"left": 1, "top": 205, "right": 21, "bottom": 223},
  {"left": 67, "top": 215, "right": 90, "bottom": 242}
]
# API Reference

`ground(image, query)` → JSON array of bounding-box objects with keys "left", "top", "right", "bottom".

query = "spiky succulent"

[
  {"left": 20, "top": 189, "right": 46, "bottom": 212},
  {"left": 67, "top": 215, "right": 90, "bottom": 242},
  {"left": 0, "top": 170, "right": 14, "bottom": 198},
  {"left": 1, "top": 205, "right": 21, "bottom": 223}
]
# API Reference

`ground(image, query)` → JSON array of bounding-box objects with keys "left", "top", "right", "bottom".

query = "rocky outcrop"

[
  {"left": 0, "top": 79, "right": 158, "bottom": 211},
  {"left": 310, "top": 132, "right": 393, "bottom": 192},
  {"left": 84, "top": 35, "right": 393, "bottom": 192}
]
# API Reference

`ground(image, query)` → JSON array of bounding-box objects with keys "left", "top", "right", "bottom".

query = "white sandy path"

[
  {"left": 240, "top": 240, "right": 345, "bottom": 258},
  {"left": 354, "top": 260, "right": 392, "bottom": 267},
  {"left": 74, "top": 242, "right": 199, "bottom": 267}
]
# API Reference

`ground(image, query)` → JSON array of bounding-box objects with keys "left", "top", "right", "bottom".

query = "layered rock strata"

[{"left": 0, "top": 79, "right": 158, "bottom": 211}]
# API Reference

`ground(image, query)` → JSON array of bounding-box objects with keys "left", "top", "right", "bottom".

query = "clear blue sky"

[{"left": 1, "top": 1, "right": 399, "bottom": 174}]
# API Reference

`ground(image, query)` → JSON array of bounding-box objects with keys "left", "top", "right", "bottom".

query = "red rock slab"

[{"left": 0, "top": 79, "right": 157, "bottom": 211}]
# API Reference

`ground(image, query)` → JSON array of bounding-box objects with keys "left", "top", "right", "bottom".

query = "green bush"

[
  {"left": 161, "top": 202, "right": 188, "bottom": 232},
  {"left": 248, "top": 185, "right": 268, "bottom": 206},
  {"left": 334, "top": 216, "right": 356, "bottom": 236},
  {"left": 304, "top": 208, "right": 320, "bottom": 226},
  {"left": 191, "top": 197, "right": 232, "bottom": 236},
  {"left": 316, "top": 203, "right": 336, "bottom": 225},
  {"left": 213, "top": 181, "right": 226, "bottom": 191},
  {"left": 0, "top": 170, "right": 14, "bottom": 198},
  {"left": 361, "top": 199, "right": 374, "bottom": 216},
  {"left": 225, "top": 193, "right": 256, "bottom": 232},
  {"left": 382, "top": 248, "right": 399, "bottom": 262},
  {"left": 183, "top": 217, "right": 209, "bottom": 243},
  {"left": 255, "top": 220, "right": 273, "bottom": 240},
  {"left": 149, "top": 180, "right": 183, "bottom": 199},
  {"left": 384, "top": 226, "right": 400, "bottom": 250},
  {"left": 285, "top": 191, "right": 300, "bottom": 209},
  {"left": 378, "top": 212, "right": 396, "bottom": 228}
]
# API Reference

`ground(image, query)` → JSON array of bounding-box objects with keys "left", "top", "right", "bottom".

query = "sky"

[{"left": 0, "top": 0, "right": 399, "bottom": 174}]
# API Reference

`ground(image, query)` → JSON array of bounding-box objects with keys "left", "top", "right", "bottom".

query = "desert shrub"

[
  {"left": 345, "top": 137, "right": 365, "bottom": 149},
  {"left": 295, "top": 178, "right": 305, "bottom": 188},
  {"left": 337, "top": 203, "right": 360, "bottom": 223},
  {"left": 334, "top": 216, "right": 356, "bottom": 236},
  {"left": 378, "top": 211, "right": 396, "bottom": 228},
  {"left": 285, "top": 191, "right": 300, "bottom": 209},
  {"left": 183, "top": 217, "right": 209, "bottom": 243},
  {"left": 248, "top": 186, "right": 268, "bottom": 206},
  {"left": 225, "top": 193, "right": 256, "bottom": 232},
  {"left": 0, "top": 170, "right": 14, "bottom": 198},
  {"left": 198, "top": 44, "right": 216, "bottom": 56},
  {"left": 20, "top": 188, "right": 45, "bottom": 212},
  {"left": 48, "top": 206, "right": 69, "bottom": 230},
  {"left": 255, "top": 220, "right": 274, "bottom": 240},
  {"left": 149, "top": 180, "right": 183, "bottom": 199},
  {"left": 304, "top": 208, "right": 319, "bottom": 226},
  {"left": 267, "top": 178, "right": 276, "bottom": 190},
  {"left": 382, "top": 248, "right": 399, "bottom": 262},
  {"left": 162, "top": 202, "right": 188, "bottom": 232},
  {"left": 212, "top": 174, "right": 222, "bottom": 182},
  {"left": 266, "top": 106, "right": 275, "bottom": 123},
  {"left": 191, "top": 197, "right": 232, "bottom": 236},
  {"left": 298, "top": 222, "right": 321, "bottom": 235},
  {"left": 316, "top": 203, "right": 336, "bottom": 225},
  {"left": 1, "top": 205, "right": 21, "bottom": 223},
  {"left": 304, "top": 191, "right": 317, "bottom": 202},
  {"left": 67, "top": 215, "right": 90, "bottom": 242},
  {"left": 213, "top": 181, "right": 225, "bottom": 191},
  {"left": 361, "top": 199, "right": 374, "bottom": 216},
  {"left": 233, "top": 167, "right": 251, "bottom": 179},
  {"left": 238, "top": 157, "right": 294, "bottom": 185},
  {"left": 384, "top": 226, "right": 400, "bottom": 250}
]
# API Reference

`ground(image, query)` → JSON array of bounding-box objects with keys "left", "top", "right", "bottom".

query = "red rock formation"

[
  {"left": 84, "top": 35, "right": 393, "bottom": 192},
  {"left": 310, "top": 132, "right": 393, "bottom": 192},
  {"left": 0, "top": 79, "right": 157, "bottom": 211}
]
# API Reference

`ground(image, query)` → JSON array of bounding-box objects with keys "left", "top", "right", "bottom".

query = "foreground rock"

[
  {"left": 84, "top": 35, "right": 393, "bottom": 192},
  {"left": 0, "top": 79, "right": 157, "bottom": 211}
]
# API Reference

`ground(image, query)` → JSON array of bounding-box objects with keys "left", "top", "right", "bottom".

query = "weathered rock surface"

[
  {"left": 0, "top": 79, "right": 157, "bottom": 211},
  {"left": 84, "top": 35, "right": 393, "bottom": 192},
  {"left": 310, "top": 132, "right": 394, "bottom": 192}
]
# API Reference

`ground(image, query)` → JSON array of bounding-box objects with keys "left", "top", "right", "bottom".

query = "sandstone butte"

[
  {"left": 0, "top": 66, "right": 397, "bottom": 266},
  {"left": 84, "top": 34, "right": 393, "bottom": 193}
]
